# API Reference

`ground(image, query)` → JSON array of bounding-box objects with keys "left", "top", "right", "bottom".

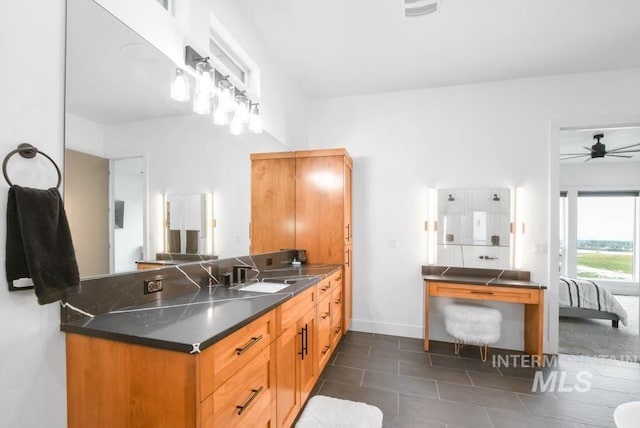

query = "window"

[
  {"left": 209, "top": 37, "right": 247, "bottom": 85},
  {"left": 576, "top": 191, "right": 638, "bottom": 281},
  {"left": 559, "top": 191, "right": 568, "bottom": 274}
]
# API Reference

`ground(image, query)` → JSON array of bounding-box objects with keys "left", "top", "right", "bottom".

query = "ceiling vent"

[{"left": 404, "top": 0, "right": 439, "bottom": 17}]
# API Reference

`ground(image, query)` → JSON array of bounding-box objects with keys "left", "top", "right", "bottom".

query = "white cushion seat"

[
  {"left": 614, "top": 401, "right": 640, "bottom": 428},
  {"left": 444, "top": 303, "right": 502, "bottom": 361}
]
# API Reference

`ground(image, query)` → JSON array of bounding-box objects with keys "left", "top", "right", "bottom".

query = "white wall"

[
  {"left": 0, "top": 1, "right": 67, "bottom": 427},
  {"left": 103, "top": 114, "right": 285, "bottom": 259},
  {"left": 65, "top": 113, "right": 106, "bottom": 157},
  {"left": 308, "top": 68, "right": 640, "bottom": 354},
  {"left": 561, "top": 161, "right": 640, "bottom": 188}
]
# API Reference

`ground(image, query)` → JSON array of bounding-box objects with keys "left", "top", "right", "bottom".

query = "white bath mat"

[{"left": 295, "top": 395, "right": 383, "bottom": 428}]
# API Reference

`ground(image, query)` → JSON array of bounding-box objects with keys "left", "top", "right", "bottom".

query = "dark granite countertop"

[
  {"left": 61, "top": 263, "right": 341, "bottom": 354},
  {"left": 422, "top": 265, "right": 546, "bottom": 289}
]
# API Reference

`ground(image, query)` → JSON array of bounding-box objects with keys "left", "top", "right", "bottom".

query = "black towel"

[{"left": 6, "top": 185, "right": 80, "bottom": 304}]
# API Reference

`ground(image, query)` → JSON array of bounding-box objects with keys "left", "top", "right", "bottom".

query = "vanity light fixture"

[
  {"left": 170, "top": 68, "right": 190, "bottom": 102},
  {"left": 180, "top": 45, "right": 262, "bottom": 135}
]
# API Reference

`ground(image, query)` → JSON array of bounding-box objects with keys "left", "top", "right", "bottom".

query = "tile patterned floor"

[{"left": 308, "top": 332, "right": 640, "bottom": 427}]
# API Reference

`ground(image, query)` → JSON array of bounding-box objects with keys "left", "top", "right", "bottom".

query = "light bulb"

[
  {"left": 229, "top": 113, "right": 244, "bottom": 135},
  {"left": 235, "top": 94, "right": 250, "bottom": 124},
  {"left": 248, "top": 103, "right": 263, "bottom": 134},
  {"left": 193, "top": 90, "right": 211, "bottom": 114},
  {"left": 212, "top": 100, "right": 229, "bottom": 126},
  {"left": 195, "top": 60, "right": 214, "bottom": 98},
  {"left": 217, "top": 78, "right": 236, "bottom": 113},
  {"left": 170, "top": 69, "right": 190, "bottom": 102}
]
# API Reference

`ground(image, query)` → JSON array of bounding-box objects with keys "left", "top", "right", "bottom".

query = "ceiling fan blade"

[
  {"left": 582, "top": 146, "right": 594, "bottom": 152},
  {"left": 606, "top": 149, "right": 640, "bottom": 154},
  {"left": 561, "top": 152, "right": 590, "bottom": 156},
  {"left": 606, "top": 154, "right": 633, "bottom": 158},
  {"left": 606, "top": 142, "right": 640, "bottom": 153},
  {"left": 561, "top": 154, "right": 590, "bottom": 160}
]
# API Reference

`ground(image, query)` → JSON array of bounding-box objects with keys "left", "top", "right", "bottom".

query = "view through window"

[{"left": 577, "top": 192, "right": 637, "bottom": 280}]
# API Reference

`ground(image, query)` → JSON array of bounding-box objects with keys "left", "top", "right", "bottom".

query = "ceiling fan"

[{"left": 561, "top": 133, "right": 640, "bottom": 161}]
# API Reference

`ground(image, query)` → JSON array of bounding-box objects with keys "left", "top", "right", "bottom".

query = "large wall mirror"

[
  {"left": 64, "top": 0, "right": 289, "bottom": 278},
  {"left": 436, "top": 188, "right": 513, "bottom": 269}
]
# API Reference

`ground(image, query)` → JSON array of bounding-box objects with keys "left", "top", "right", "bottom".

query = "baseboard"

[{"left": 349, "top": 318, "right": 423, "bottom": 339}]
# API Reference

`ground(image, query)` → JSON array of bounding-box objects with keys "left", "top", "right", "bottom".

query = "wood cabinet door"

[
  {"left": 299, "top": 308, "right": 317, "bottom": 404},
  {"left": 343, "top": 247, "right": 352, "bottom": 332},
  {"left": 295, "top": 155, "right": 345, "bottom": 264},
  {"left": 344, "top": 162, "right": 352, "bottom": 245},
  {"left": 250, "top": 156, "right": 295, "bottom": 254},
  {"left": 276, "top": 324, "right": 301, "bottom": 428}
]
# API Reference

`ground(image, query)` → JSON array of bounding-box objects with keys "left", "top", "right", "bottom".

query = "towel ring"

[{"left": 3, "top": 143, "right": 62, "bottom": 189}]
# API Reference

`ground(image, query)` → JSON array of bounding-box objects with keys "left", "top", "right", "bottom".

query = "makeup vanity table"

[{"left": 422, "top": 266, "right": 546, "bottom": 361}]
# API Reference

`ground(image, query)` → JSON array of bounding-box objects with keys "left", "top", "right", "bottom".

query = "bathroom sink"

[{"left": 235, "top": 282, "right": 291, "bottom": 293}]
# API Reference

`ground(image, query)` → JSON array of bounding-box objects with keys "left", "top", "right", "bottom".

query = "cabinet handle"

[
  {"left": 320, "top": 312, "right": 330, "bottom": 320},
  {"left": 334, "top": 299, "right": 341, "bottom": 305},
  {"left": 236, "top": 386, "right": 264, "bottom": 415},
  {"left": 321, "top": 284, "right": 330, "bottom": 292},
  {"left": 346, "top": 224, "right": 350, "bottom": 242},
  {"left": 336, "top": 276, "right": 342, "bottom": 281},
  {"left": 334, "top": 326, "right": 342, "bottom": 336},
  {"left": 345, "top": 249, "right": 350, "bottom": 267},
  {"left": 235, "top": 335, "right": 263, "bottom": 356},
  {"left": 321, "top": 345, "right": 330, "bottom": 355},
  {"left": 304, "top": 323, "right": 309, "bottom": 356},
  {"left": 470, "top": 290, "right": 494, "bottom": 295}
]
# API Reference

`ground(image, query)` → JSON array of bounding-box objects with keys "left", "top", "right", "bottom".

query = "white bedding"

[{"left": 559, "top": 276, "right": 628, "bottom": 326}]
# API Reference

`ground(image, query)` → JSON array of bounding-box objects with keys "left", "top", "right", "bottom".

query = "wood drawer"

[
  {"left": 200, "top": 309, "right": 276, "bottom": 398},
  {"left": 429, "top": 281, "right": 541, "bottom": 304},
  {"left": 279, "top": 285, "right": 316, "bottom": 333},
  {"left": 317, "top": 277, "right": 332, "bottom": 301},
  {"left": 212, "top": 344, "right": 275, "bottom": 428},
  {"left": 317, "top": 316, "right": 332, "bottom": 371}
]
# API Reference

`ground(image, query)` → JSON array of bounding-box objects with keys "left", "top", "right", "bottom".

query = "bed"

[{"left": 559, "top": 276, "right": 628, "bottom": 328}]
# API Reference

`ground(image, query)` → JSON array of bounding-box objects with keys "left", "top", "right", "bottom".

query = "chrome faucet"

[{"left": 232, "top": 265, "right": 250, "bottom": 284}]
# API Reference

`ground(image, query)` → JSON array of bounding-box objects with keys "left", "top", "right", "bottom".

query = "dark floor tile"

[
  {"left": 370, "top": 334, "right": 401, "bottom": 351},
  {"left": 518, "top": 393, "right": 616, "bottom": 427},
  {"left": 310, "top": 379, "right": 324, "bottom": 397},
  {"left": 554, "top": 385, "right": 640, "bottom": 409},
  {"left": 362, "top": 370, "right": 438, "bottom": 398},
  {"left": 430, "top": 353, "right": 501, "bottom": 375},
  {"left": 383, "top": 413, "right": 446, "bottom": 428},
  {"left": 591, "top": 363, "right": 640, "bottom": 381},
  {"left": 333, "top": 352, "right": 399, "bottom": 374},
  {"left": 486, "top": 407, "right": 585, "bottom": 428},
  {"left": 318, "top": 380, "right": 399, "bottom": 417},
  {"left": 467, "top": 371, "right": 541, "bottom": 395},
  {"left": 319, "top": 364, "right": 363, "bottom": 385},
  {"left": 428, "top": 340, "right": 523, "bottom": 361},
  {"left": 399, "top": 361, "right": 471, "bottom": 385},
  {"left": 335, "top": 341, "right": 371, "bottom": 357},
  {"left": 369, "top": 347, "right": 431, "bottom": 364},
  {"left": 398, "top": 393, "right": 492, "bottom": 427},
  {"left": 399, "top": 337, "right": 425, "bottom": 352},
  {"left": 343, "top": 331, "right": 375, "bottom": 344},
  {"left": 497, "top": 365, "right": 560, "bottom": 380},
  {"left": 588, "top": 374, "right": 640, "bottom": 394},
  {"left": 436, "top": 381, "right": 525, "bottom": 411}
]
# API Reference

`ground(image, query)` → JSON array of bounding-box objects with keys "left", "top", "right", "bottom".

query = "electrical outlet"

[{"left": 144, "top": 277, "right": 163, "bottom": 294}]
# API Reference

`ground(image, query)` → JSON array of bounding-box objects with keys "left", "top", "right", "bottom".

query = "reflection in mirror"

[
  {"left": 436, "top": 188, "right": 512, "bottom": 268},
  {"left": 64, "top": 0, "right": 289, "bottom": 277},
  {"left": 162, "top": 193, "right": 214, "bottom": 258}
]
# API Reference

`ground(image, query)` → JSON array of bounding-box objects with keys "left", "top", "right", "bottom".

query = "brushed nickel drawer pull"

[
  {"left": 236, "top": 386, "right": 264, "bottom": 415},
  {"left": 321, "top": 345, "right": 331, "bottom": 355},
  {"left": 470, "top": 291, "right": 494, "bottom": 295},
  {"left": 235, "top": 335, "right": 263, "bottom": 356},
  {"left": 320, "top": 312, "right": 330, "bottom": 320}
]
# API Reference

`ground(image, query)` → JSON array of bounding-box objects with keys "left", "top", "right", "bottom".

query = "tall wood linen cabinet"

[{"left": 250, "top": 148, "right": 353, "bottom": 333}]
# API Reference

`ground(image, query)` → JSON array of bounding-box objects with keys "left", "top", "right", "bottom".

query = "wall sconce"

[
  {"left": 513, "top": 186, "right": 525, "bottom": 269},
  {"left": 447, "top": 194, "right": 455, "bottom": 202},
  {"left": 172, "top": 45, "right": 263, "bottom": 135},
  {"left": 425, "top": 188, "right": 438, "bottom": 264},
  {"left": 492, "top": 193, "right": 500, "bottom": 201}
]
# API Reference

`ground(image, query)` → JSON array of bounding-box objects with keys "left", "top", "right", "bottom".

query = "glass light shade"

[
  {"left": 170, "top": 69, "right": 190, "bottom": 102},
  {"left": 195, "top": 60, "right": 214, "bottom": 98},
  {"left": 229, "top": 114, "right": 244, "bottom": 135},
  {"left": 235, "top": 94, "right": 250, "bottom": 124},
  {"left": 212, "top": 101, "right": 229, "bottom": 126},
  {"left": 217, "top": 79, "right": 236, "bottom": 113},
  {"left": 193, "top": 90, "right": 211, "bottom": 115},
  {"left": 248, "top": 104, "right": 263, "bottom": 134}
]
